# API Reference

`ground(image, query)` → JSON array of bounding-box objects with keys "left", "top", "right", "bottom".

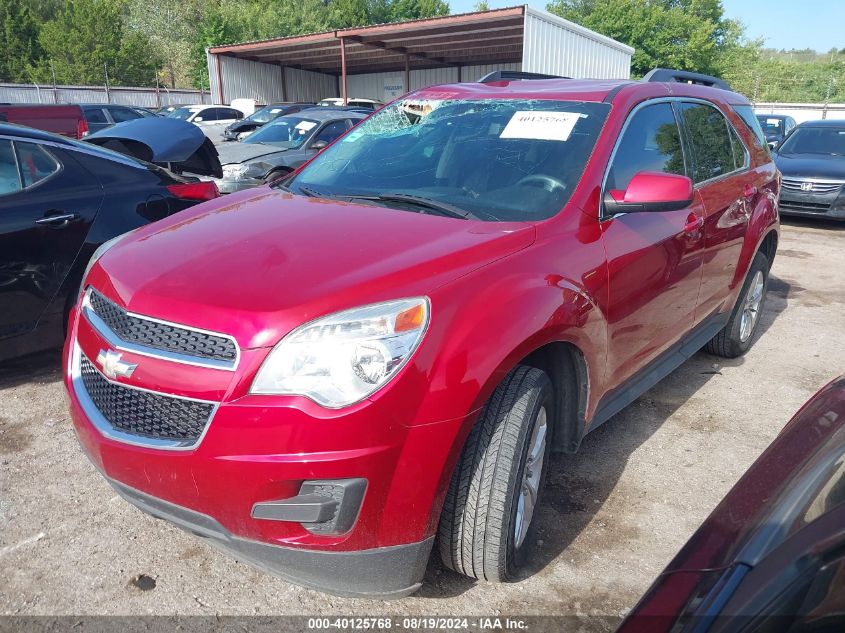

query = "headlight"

[
  {"left": 250, "top": 297, "right": 430, "bottom": 408},
  {"left": 222, "top": 163, "right": 265, "bottom": 180}
]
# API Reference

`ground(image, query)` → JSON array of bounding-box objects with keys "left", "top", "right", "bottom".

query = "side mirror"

[
  {"left": 604, "top": 171, "right": 694, "bottom": 215},
  {"left": 193, "top": 116, "right": 204, "bottom": 122},
  {"left": 311, "top": 139, "right": 328, "bottom": 150}
]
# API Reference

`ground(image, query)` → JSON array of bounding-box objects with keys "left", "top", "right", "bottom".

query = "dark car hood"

[
  {"left": 215, "top": 142, "right": 286, "bottom": 165},
  {"left": 774, "top": 153, "right": 845, "bottom": 180},
  {"left": 85, "top": 118, "right": 222, "bottom": 178}
]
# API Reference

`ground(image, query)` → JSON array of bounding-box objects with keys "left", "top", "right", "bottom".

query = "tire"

[
  {"left": 705, "top": 251, "right": 770, "bottom": 358},
  {"left": 438, "top": 365, "right": 553, "bottom": 582},
  {"left": 264, "top": 168, "right": 292, "bottom": 185}
]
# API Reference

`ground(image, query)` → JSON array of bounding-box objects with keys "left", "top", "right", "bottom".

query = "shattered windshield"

[{"left": 286, "top": 97, "right": 610, "bottom": 221}]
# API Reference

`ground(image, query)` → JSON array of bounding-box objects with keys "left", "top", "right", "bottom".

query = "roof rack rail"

[
  {"left": 642, "top": 68, "right": 731, "bottom": 91},
  {"left": 477, "top": 70, "right": 568, "bottom": 83}
]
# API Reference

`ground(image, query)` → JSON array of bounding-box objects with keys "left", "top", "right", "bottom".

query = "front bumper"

[
  {"left": 779, "top": 191, "right": 845, "bottom": 220},
  {"left": 110, "top": 477, "right": 433, "bottom": 598},
  {"left": 64, "top": 299, "right": 466, "bottom": 597}
]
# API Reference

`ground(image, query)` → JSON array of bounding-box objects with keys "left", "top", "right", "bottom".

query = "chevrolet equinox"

[{"left": 64, "top": 69, "right": 780, "bottom": 598}]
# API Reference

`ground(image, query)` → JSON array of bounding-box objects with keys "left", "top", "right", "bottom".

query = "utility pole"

[
  {"left": 104, "top": 62, "right": 111, "bottom": 103},
  {"left": 50, "top": 60, "right": 59, "bottom": 103},
  {"left": 155, "top": 71, "right": 161, "bottom": 108}
]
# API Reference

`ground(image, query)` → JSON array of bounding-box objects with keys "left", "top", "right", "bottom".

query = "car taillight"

[
  {"left": 77, "top": 118, "right": 89, "bottom": 138},
  {"left": 166, "top": 181, "right": 219, "bottom": 201}
]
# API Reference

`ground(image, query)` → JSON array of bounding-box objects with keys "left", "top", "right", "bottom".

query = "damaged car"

[{"left": 210, "top": 109, "right": 366, "bottom": 193}]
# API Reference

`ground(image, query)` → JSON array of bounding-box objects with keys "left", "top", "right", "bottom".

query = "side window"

[
  {"left": 0, "top": 140, "right": 22, "bottom": 196},
  {"left": 15, "top": 142, "right": 60, "bottom": 188},
  {"left": 729, "top": 126, "right": 748, "bottom": 171},
  {"left": 312, "top": 120, "right": 350, "bottom": 146},
  {"left": 84, "top": 108, "right": 108, "bottom": 124},
  {"left": 606, "top": 102, "right": 685, "bottom": 192},
  {"left": 731, "top": 104, "right": 768, "bottom": 151},
  {"left": 195, "top": 109, "right": 214, "bottom": 121},
  {"left": 226, "top": 108, "right": 243, "bottom": 120},
  {"left": 679, "top": 102, "right": 737, "bottom": 183},
  {"left": 109, "top": 107, "right": 142, "bottom": 123}
]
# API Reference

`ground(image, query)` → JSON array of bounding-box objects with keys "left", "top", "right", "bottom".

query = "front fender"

[{"left": 732, "top": 183, "right": 779, "bottom": 294}]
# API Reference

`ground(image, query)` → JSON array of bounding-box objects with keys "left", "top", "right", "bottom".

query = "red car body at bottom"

[{"left": 64, "top": 76, "right": 780, "bottom": 597}]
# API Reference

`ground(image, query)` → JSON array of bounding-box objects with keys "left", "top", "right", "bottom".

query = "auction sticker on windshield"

[{"left": 501, "top": 111, "right": 582, "bottom": 141}]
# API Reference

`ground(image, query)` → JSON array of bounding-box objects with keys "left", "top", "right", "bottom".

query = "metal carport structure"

[{"left": 207, "top": 5, "right": 634, "bottom": 105}]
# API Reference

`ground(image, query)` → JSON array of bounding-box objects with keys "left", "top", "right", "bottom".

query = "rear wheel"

[
  {"left": 438, "top": 365, "right": 553, "bottom": 581},
  {"left": 705, "top": 251, "right": 770, "bottom": 358}
]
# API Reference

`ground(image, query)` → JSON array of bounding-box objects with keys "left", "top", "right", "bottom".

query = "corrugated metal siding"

[
  {"left": 345, "top": 63, "right": 521, "bottom": 101},
  {"left": 284, "top": 67, "right": 338, "bottom": 102},
  {"left": 0, "top": 83, "right": 208, "bottom": 107},
  {"left": 522, "top": 8, "right": 633, "bottom": 79},
  {"left": 208, "top": 54, "right": 337, "bottom": 104}
]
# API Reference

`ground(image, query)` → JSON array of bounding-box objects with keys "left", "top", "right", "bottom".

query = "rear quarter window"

[{"left": 732, "top": 104, "right": 769, "bottom": 152}]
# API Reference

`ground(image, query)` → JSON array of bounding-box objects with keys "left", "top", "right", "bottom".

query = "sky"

[{"left": 448, "top": 0, "right": 845, "bottom": 53}]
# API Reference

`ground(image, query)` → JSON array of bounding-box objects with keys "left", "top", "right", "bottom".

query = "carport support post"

[
  {"left": 340, "top": 36, "right": 348, "bottom": 105},
  {"left": 404, "top": 53, "right": 410, "bottom": 94}
]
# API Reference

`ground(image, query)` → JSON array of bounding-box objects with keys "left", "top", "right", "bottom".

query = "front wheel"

[
  {"left": 705, "top": 251, "right": 770, "bottom": 358},
  {"left": 438, "top": 365, "right": 553, "bottom": 582}
]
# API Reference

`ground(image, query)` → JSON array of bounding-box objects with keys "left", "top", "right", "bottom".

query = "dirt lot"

[{"left": 1, "top": 219, "right": 844, "bottom": 619}]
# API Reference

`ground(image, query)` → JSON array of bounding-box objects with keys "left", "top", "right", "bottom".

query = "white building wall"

[{"left": 522, "top": 7, "right": 633, "bottom": 79}]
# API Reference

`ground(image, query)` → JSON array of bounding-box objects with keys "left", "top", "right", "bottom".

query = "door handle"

[
  {"left": 743, "top": 184, "right": 758, "bottom": 199},
  {"left": 35, "top": 212, "right": 78, "bottom": 227},
  {"left": 684, "top": 214, "right": 704, "bottom": 234}
]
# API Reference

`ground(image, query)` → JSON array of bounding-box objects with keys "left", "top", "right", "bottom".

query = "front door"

[{"left": 600, "top": 101, "right": 706, "bottom": 388}]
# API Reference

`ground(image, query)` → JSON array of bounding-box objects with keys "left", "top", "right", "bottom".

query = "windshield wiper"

[{"left": 349, "top": 193, "right": 478, "bottom": 220}]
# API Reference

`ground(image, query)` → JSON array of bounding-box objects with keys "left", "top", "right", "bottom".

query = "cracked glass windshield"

[{"left": 285, "top": 97, "right": 610, "bottom": 221}]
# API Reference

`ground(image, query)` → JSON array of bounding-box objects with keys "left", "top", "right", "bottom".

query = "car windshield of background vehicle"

[
  {"left": 244, "top": 117, "right": 321, "bottom": 148},
  {"left": 167, "top": 107, "right": 198, "bottom": 121},
  {"left": 778, "top": 127, "right": 845, "bottom": 155},
  {"left": 757, "top": 117, "right": 784, "bottom": 132},
  {"left": 286, "top": 98, "right": 610, "bottom": 222},
  {"left": 248, "top": 106, "right": 283, "bottom": 124}
]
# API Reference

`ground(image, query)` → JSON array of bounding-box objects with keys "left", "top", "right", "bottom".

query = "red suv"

[{"left": 64, "top": 69, "right": 779, "bottom": 598}]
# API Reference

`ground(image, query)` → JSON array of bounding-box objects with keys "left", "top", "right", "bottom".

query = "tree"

[
  {"left": 0, "top": 0, "right": 43, "bottom": 83},
  {"left": 546, "top": 0, "right": 741, "bottom": 77},
  {"left": 474, "top": 1, "right": 491, "bottom": 10},
  {"left": 34, "top": 0, "right": 160, "bottom": 86}
]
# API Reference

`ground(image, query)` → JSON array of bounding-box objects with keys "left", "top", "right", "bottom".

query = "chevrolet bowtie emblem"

[{"left": 96, "top": 348, "right": 137, "bottom": 380}]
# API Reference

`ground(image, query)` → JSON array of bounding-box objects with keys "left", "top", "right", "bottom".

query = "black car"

[
  {"left": 211, "top": 108, "right": 366, "bottom": 193},
  {"left": 80, "top": 104, "right": 147, "bottom": 134},
  {"left": 0, "top": 122, "right": 221, "bottom": 361},
  {"left": 756, "top": 113, "right": 797, "bottom": 148},
  {"left": 221, "top": 102, "right": 314, "bottom": 142},
  {"left": 774, "top": 119, "right": 845, "bottom": 221}
]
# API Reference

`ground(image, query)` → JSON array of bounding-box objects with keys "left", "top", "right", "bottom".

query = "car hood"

[
  {"left": 85, "top": 117, "right": 222, "bottom": 178},
  {"left": 90, "top": 188, "right": 535, "bottom": 349},
  {"left": 774, "top": 153, "right": 845, "bottom": 180},
  {"left": 216, "top": 142, "right": 286, "bottom": 165}
]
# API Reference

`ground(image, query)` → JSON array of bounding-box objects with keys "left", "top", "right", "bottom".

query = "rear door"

[
  {"left": 601, "top": 101, "right": 706, "bottom": 386},
  {"left": 0, "top": 138, "right": 102, "bottom": 339},
  {"left": 676, "top": 101, "right": 756, "bottom": 323}
]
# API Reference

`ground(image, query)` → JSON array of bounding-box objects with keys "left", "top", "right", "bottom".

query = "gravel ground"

[{"left": 1, "top": 218, "right": 844, "bottom": 619}]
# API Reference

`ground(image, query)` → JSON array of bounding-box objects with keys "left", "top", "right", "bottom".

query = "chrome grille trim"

[
  {"left": 70, "top": 344, "right": 218, "bottom": 450},
  {"left": 81, "top": 288, "right": 240, "bottom": 371},
  {"left": 781, "top": 178, "right": 845, "bottom": 194}
]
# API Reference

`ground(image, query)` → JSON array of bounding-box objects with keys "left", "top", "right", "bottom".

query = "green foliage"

[
  {"left": 546, "top": 0, "right": 739, "bottom": 77},
  {"left": 0, "top": 0, "right": 43, "bottom": 82},
  {"left": 33, "top": 0, "right": 160, "bottom": 86}
]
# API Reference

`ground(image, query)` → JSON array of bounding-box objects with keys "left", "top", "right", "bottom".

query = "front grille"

[
  {"left": 782, "top": 178, "right": 844, "bottom": 194},
  {"left": 87, "top": 289, "right": 237, "bottom": 364},
  {"left": 79, "top": 354, "right": 214, "bottom": 442}
]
